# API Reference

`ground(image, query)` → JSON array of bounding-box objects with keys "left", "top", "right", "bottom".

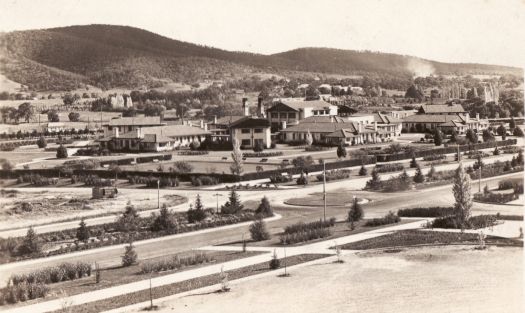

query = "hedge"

[{"left": 375, "top": 139, "right": 517, "bottom": 162}]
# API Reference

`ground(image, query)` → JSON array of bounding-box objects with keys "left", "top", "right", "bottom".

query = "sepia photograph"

[{"left": 0, "top": 0, "right": 523, "bottom": 312}]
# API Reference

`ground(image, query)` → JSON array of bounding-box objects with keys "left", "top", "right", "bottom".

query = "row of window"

[
  {"left": 270, "top": 112, "right": 296, "bottom": 119},
  {"left": 241, "top": 138, "right": 264, "bottom": 146},
  {"left": 241, "top": 128, "right": 264, "bottom": 134}
]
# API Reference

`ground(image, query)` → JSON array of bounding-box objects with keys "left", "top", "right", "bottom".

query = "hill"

[{"left": 0, "top": 24, "right": 521, "bottom": 91}]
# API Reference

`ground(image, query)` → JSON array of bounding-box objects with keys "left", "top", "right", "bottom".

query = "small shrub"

[
  {"left": 269, "top": 250, "right": 280, "bottom": 270},
  {"left": 365, "top": 211, "right": 400, "bottom": 227},
  {"left": 249, "top": 218, "right": 270, "bottom": 241},
  {"left": 122, "top": 242, "right": 138, "bottom": 267}
]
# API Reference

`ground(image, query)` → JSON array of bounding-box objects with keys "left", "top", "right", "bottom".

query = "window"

[
  {"left": 288, "top": 113, "right": 296, "bottom": 119},
  {"left": 254, "top": 139, "right": 264, "bottom": 146},
  {"left": 271, "top": 113, "right": 279, "bottom": 118},
  {"left": 128, "top": 126, "right": 132, "bottom": 131},
  {"left": 241, "top": 129, "right": 250, "bottom": 134},
  {"left": 254, "top": 128, "right": 263, "bottom": 133},
  {"left": 241, "top": 139, "right": 251, "bottom": 146}
]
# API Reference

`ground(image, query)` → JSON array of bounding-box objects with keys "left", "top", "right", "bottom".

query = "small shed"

[{"left": 92, "top": 186, "right": 118, "bottom": 199}]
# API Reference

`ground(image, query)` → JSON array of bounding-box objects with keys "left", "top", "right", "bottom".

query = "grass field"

[{"left": 151, "top": 246, "right": 523, "bottom": 313}]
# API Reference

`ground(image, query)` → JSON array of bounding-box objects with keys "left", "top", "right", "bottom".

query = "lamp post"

[
  {"left": 322, "top": 160, "right": 327, "bottom": 223},
  {"left": 157, "top": 179, "right": 160, "bottom": 209},
  {"left": 213, "top": 193, "right": 222, "bottom": 214}
]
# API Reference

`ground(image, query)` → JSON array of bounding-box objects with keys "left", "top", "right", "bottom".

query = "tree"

[
  {"left": 482, "top": 129, "right": 494, "bottom": 142},
  {"left": 399, "top": 169, "right": 410, "bottom": 184},
  {"left": 493, "top": 147, "right": 500, "bottom": 155},
  {"left": 409, "top": 156, "right": 417, "bottom": 168},
  {"left": 17, "top": 102, "right": 34, "bottom": 123},
  {"left": 433, "top": 128, "right": 443, "bottom": 146},
  {"left": 513, "top": 127, "right": 524, "bottom": 137},
  {"left": 336, "top": 143, "right": 347, "bottom": 159},
  {"left": 187, "top": 195, "right": 207, "bottom": 223},
  {"left": 517, "top": 150, "right": 524, "bottom": 165},
  {"left": 1, "top": 159, "right": 13, "bottom": 171},
  {"left": 253, "top": 140, "right": 264, "bottom": 153},
  {"left": 117, "top": 202, "right": 140, "bottom": 232},
  {"left": 450, "top": 130, "right": 458, "bottom": 143},
  {"left": 497, "top": 124, "right": 507, "bottom": 140},
  {"left": 68, "top": 112, "right": 80, "bottom": 122},
  {"left": 405, "top": 85, "right": 423, "bottom": 100},
  {"left": 305, "top": 130, "right": 313, "bottom": 146},
  {"left": 255, "top": 196, "right": 273, "bottom": 217},
  {"left": 63, "top": 93, "right": 77, "bottom": 106},
  {"left": 427, "top": 164, "right": 436, "bottom": 179},
  {"left": 452, "top": 164, "right": 472, "bottom": 228},
  {"left": 56, "top": 145, "right": 68, "bottom": 159},
  {"left": 509, "top": 117, "right": 516, "bottom": 130},
  {"left": 387, "top": 143, "right": 403, "bottom": 154},
  {"left": 122, "top": 241, "right": 138, "bottom": 267},
  {"left": 365, "top": 168, "right": 381, "bottom": 189},
  {"left": 76, "top": 218, "right": 90, "bottom": 242},
  {"left": 249, "top": 218, "right": 270, "bottom": 241},
  {"left": 109, "top": 164, "right": 121, "bottom": 181},
  {"left": 466, "top": 129, "right": 478, "bottom": 144},
  {"left": 413, "top": 165, "right": 425, "bottom": 183},
  {"left": 359, "top": 165, "right": 368, "bottom": 176},
  {"left": 19, "top": 226, "right": 40, "bottom": 255},
  {"left": 152, "top": 204, "right": 177, "bottom": 231},
  {"left": 230, "top": 139, "right": 244, "bottom": 176},
  {"left": 221, "top": 189, "right": 243, "bottom": 214},
  {"left": 47, "top": 110, "right": 60, "bottom": 122},
  {"left": 347, "top": 197, "right": 364, "bottom": 229},
  {"left": 36, "top": 136, "right": 47, "bottom": 148}
]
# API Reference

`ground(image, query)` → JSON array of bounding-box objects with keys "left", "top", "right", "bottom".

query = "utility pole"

[
  {"left": 157, "top": 179, "right": 160, "bottom": 209},
  {"left": 478, "top": 165, "right": 481, "bottom": 193},
  {"left": 322, "top": 160, "right": 327, "bottom": 223},
  {"left": 214, "top": 193, "right": 222, "bottom": 214}
]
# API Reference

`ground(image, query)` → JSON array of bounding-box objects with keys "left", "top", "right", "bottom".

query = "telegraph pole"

[
  {"left": 157, "top": 179, "right": 160, "bottom": 209},
  {"left": 214, "top": 193, "right": 222, "bottom": 214},
  {"left": 322, "top": 160, "right": 327, "bottom": 223}
]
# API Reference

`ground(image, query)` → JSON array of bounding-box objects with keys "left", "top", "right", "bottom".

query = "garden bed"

[
  {"left": 340, "top": 230, "right": 522, "bottom": 250},
  {"left": 48, "top": 254, "right": 329, "bottom": 313}
]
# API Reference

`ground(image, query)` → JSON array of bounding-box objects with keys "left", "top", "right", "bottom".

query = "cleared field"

[{"left": 152, "top": 246, "right": 523, "bottom": 313}]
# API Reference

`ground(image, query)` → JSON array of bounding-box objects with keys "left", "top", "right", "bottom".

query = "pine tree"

[
  {"left": 187, "top": 195, "right": 206, "bottom": 223},
  {"left": 76, "top": 218, "right": 90, "bottom": 242},
  {"left": 413, "top": 165, "right": 424, "bottom": 183},
  {"left": 56, "top": 144, "right": 68, "bottom": 159},
  {"left": 359, "top": 165, "right": 368, "bottom": 176},
  {"left": 452, "top": 164, "right": 473, "bottom": 228},
  {"left": 255, "top": 196, "right": 273, "bottom": 217},
  {"left": 399, "top": 169, "right": 410, "bottom": 184},
  {"left": 122, "top": 241, "right": 138, "bottom": 267},
  {"left": 365, "top": 168, "right": 381, "bottom": 190},
  {"left": 433, "top": 129, "right": 443, "bottom": 146},
  {"left": 348, "top": 197, "right": 364, "bottom": 229},
  {"left": 221, "top": 189, "right": 243, "bottom": 214},
  {"left": 117, "top": 202, "right": 140, "bottom": 232},
  {"left": 249, "top": 218, "right": 270, "bottom": 241},
  {"left": 152, "top": 204, "right": 177, "bottom": 231},
  {"left": 336, "top": 143, "right": 347, "bottom": 159},
  {"left": 509, "top": 117, "right": 516, "bottom": 130},
  {"left": 19, "top": 226, "right": 40, "bottom": 255},
  {"left": 409, "top": 156, "right": 417, "bottom": 168},
  {"left": 517, "top": 150, "right": 524, "bottom": 165},
  {"left": 36, "top": 136, "right": 47, "bottom": 148}
]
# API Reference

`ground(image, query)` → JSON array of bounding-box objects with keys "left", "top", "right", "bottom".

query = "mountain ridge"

[{"left": 0, "top": 24, "right": 521, "bottom": 91}]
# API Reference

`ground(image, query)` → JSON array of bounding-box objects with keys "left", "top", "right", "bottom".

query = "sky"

[{"left": 1, "top": 0, "right": 524, "bottom": 68}]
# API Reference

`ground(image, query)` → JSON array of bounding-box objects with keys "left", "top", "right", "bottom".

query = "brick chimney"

[
  {"left": 242, "top": 98, "right": 249, "bottom": 116},
  {"left": 257, "top": 96, "right": 265, "bottom": 118}
]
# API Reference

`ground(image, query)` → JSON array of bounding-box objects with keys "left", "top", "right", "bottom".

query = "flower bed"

[
  {"left": 51, "top": 254, "right": 330, "bottom": 313},
  {"left": 279, "top": 218, "right": 336, "bottom": 245},
  {"left": 316, "top": 169, "right": 351, "bottom": 182},
  {"left": 397, "top": 207, "right": 455, "bottom": 217},
  {"left": 242, "top": 151, "right": 283, "bottom": 158},
  {"left": 473, "top": 192, "right": 518, "bottom": 204},
  {"left": 430, "top": 215, "right": 498, "bottom": 229},
  {"left": 364, "top": 212, "right": 401, "bottom": 227},
  {"left": 140, "top": 252, "right": 213, "bottom": 274},
  {"left": 177, "top": 150, "right": 209, "bottom": 155},
  {"left": 374, "top": 163, "right": 404, "bottom": 173}
]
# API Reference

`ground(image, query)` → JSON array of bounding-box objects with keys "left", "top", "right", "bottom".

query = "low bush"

[
  {"left": 398, "top": 207, "right": 455, "bottom": 217},
  {"left": 242, "top": 151, "right": 283, "bottom": 158},
  {"left": 423, "top": 154, "right": 445, "bottom": 161},
  {"left": 178, "top": 150, "right": 209, "bottom": 156},
  {"left": 190, "top": 175, "right": 219, "bottom": 186},
  {"left": 9, "top": 261, "right": 91, "bottom": 286},
  {"left": 269, "top": 174, "right": 292, "bottom": 184},
  {"left": 316, "top": 169, "right": 351, "bottom": 182},
  {"left": 279, "top": 227, "right": 331, "bottom": 244},
  {"left": 1, "top": 282, "right": 50, "bottom": 304},
  {"left": 375, "top": 163, "right": 404, "bottom": 173},
  {"left": 474, "top": 192, "right": 518, "bottom": 204},
  {"left": 296, "top": 173, "right": 309, "bottom": 185},
  {"left": 431, "top": 215, "right": 498, "bottom": 229},
  {"left": 305, "top": 145, "right": 330, "bottom": 152},
  {"left": 249, "top": 218, "right": 270, "bottom": 241},
  {"left": 283, "top": 218, "right": 336, "bottom": 234},
  {"left": 269, "top": 251, "right": 280, "bottom": 269},
  {"left": 140, "top": 252, "right": 213, "bottom": 274},
  {"left": 498, "top": 178, "right": 522, "bottom": 190},
  {"left": 365, "top": 211, "right": 401, "bottom": 227},
  {"left": 17, "top": 174, "right": 58, "bottom": 186}
]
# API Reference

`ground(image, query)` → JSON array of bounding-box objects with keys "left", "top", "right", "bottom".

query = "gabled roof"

[
  {"left": 229, "top": 117, "right": 270, "bottom": 128},
  {"left": 302, "top": 116, "right": 347, "bottom": 123},
  {"left": 326, "top": 128, "right": 358, "bottom": 138},
  {"left": 419, "top": 104, "right": 465, "bottom": 114},
  {"left": 214, "top": 115, "right": 246, "bottom": 126},
  {"left": 402, "top": 114, "right": 462, "bottom": 123},
  {"left": 267, "top": 100, "right": 333, "bottom": 112},
  {"left": 117, "top": 125, "right": 209, "bottom": 142},
  {"left": 106, "top": 116, "right": 164, "bottom": 126},
  {"left": 281, "top": 120, "right": 359, "bottom": 134},
  {"left": 373, "top": 113, "right": 401, "bottom": 124}
]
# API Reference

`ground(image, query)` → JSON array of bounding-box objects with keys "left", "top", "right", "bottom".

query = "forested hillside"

[{"left": 0, "top": 24, "right": 521, "bottom": 91}]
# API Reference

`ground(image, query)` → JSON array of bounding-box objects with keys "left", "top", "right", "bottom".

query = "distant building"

[
  {"left": 418, "top": 104, "right": 465, "bottom": 115},
  {"left": 266, "top": 99, "right": 337, "bottom": 132},
  {"left": 45, "top": 122, "right": 66, "bottom": 133},
  {"left": 402, "top": 113, "right": 489, "bottom": 134},
  {"left": 98, "top": 124, "right": 209, "bottom": 152},
  {"left": 92, "top": 186, "right": 118, "bottom": 199},
  {"left": 102, "top": 116, "right": 165, "bottom": 137}
]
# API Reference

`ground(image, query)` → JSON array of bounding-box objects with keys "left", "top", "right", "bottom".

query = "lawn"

[
  {"left": 151, "top": 246, "right": 523, "bottom": 313},
  {"left": 285, "top": 193, "right": 366, "bottom": 207}
]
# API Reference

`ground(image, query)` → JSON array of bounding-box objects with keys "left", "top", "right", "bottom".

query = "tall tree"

[
  {"left": 433, "top": 128, "right": 443, "bottom": 146},
  {"left": 482, "top": 129, "right": 494, "bottom": 142},
  {"left": 221, "top": 189, "right": 244, "bottom": 214},
  {"left": 336, "top": 142, "right": 347, "bottom": 159},
  {"left": 19, "top": 226, "right": 40, "bottom": 255},
  {"left": 466, "top": 129, "right": 478, "bottom": 144},
  {"left": 230, "top": 139, "right": 244, "bottom": 176},
  {"left": 347, "top": 197, "right": 364, "bottom": 229},
  {"left": 452, "top": 164, "right": 472, "bottom": 228},
  {"left": 76, "top": 218, "right": 90, "bottom": 242},
  {"left": 17, "top": 102, "right": 34, "bottom": 123},
  {"left": 509, "top": 117, "right": 516, "bottom": 130}
]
